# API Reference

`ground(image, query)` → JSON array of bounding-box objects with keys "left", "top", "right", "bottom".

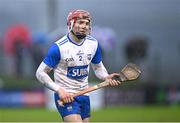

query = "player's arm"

[
  {"left": 36, "top": 62, "right": 60, "bottom": 92},
  {"left": 36, "top": 44, "right": 61, "bottom": 92},
  {"left": 36, "top": 44, "right": 73, "bottom": 103},
  {"left": 91, "top": 61, "right": 108, "bottom": 80},
  {"left": 91, "top": 43, "right": 109, "bottom": 80},
  {"left": 91, "top": 62, "right": 121, "bottom": 86},
  {"left": 91, "top": 43, "right": 121, "bottom": 86}
]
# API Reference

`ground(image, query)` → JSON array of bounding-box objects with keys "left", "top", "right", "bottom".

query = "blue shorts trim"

[{"left": 54, "top": 93, "right": 91, "bottom": 119}]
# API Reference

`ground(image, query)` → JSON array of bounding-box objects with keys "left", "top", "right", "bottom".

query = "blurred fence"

[
  {"left": 0, "top": 83, "right": 180, "bottom": 108},
  {"left": 0, "top": 90, "right": 45, "bottom": 107},
  {"left": 104, "top": 84, "right": 180, "bottom": 106}
]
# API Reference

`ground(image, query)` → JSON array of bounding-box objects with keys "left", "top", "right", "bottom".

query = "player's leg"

[
  {"left": 79, "top": 95, "right": 91, "bottom": 123},
  {"left": 54, "top": 93, "right": 91, "bottom": 122},
  {"left": 63, "top": 95, "right": 90, "bottom": 123},
  {"left": 82, "top": 117, "right": 90, "bottom": 123},
  {"left": 54, "top": 93, "right": 82, "bottom": 122},
  {"left": 63, "top": 114, "right": 82, "bottom": 122}
]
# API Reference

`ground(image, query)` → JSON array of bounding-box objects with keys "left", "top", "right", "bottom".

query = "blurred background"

[{"left": 0, "top": 0, "right": 180, "bottom": 122}]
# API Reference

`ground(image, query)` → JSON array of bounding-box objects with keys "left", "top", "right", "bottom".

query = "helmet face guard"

[{"left": 67, "top": 10, "right": 92, "bottom": 37}]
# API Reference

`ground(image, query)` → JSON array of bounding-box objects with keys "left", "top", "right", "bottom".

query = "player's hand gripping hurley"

[{"left": 58, "top": 63, "right": 141, "bottom": 106}]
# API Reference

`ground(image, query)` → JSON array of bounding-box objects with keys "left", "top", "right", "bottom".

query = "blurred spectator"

[
  {"left": 145, "top": 84, "right": 158, "bottom": 104},
  {"left": 124, "top": 36, "right": 148, "bottom": 63},
  {"left": 3, "top": 24, "right": 31, "bottom": 77},
  {"left": 92, "top": 26, "right": 117, "bottom": 53},
  {"left": 91, "top": 26, "right": 117, "bottom": 69},
  {"left": 156, "top": 87, "right": 166, "bottom": 104},
  {"left": 167, "top": 85, "right": 179, "bottom": 105},
  {"left": 31, "top": 32, "right": 48, "bottom": 72}
]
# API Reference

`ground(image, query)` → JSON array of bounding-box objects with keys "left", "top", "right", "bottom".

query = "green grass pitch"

[{"left": 0, "top": 105, "right": 180, "bottom": 122}]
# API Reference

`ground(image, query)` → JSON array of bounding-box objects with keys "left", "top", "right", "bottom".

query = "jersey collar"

[{"left": 67, "top": 33, "right": 85, "bottom": 46}]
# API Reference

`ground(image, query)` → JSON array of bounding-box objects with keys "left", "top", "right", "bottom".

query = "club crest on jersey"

[
  {"left": 87, "top": 54, "right": 92, "bottom": 60},
  {"left": 67, "top": 65, "right": 88, "bottom": 79}
]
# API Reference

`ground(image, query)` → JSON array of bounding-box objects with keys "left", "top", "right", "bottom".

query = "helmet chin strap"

[{"left": 71, "top": 30, "right": 86, "bottom": 39}]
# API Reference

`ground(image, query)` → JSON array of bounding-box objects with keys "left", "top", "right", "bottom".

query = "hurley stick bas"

[{"left": 58, "top": 63, "right": 141, "bottom": 106}]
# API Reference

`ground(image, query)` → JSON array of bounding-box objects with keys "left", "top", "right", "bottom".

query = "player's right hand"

[{"left": 57, "top": 88, "right": 74, "bottom": 104}]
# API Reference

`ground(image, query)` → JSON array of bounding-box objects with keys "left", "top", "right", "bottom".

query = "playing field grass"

[{"left": 0, "top": 105, "right": 180, "bottom": 122}]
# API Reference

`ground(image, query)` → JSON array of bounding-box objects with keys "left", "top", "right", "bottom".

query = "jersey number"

[{"left": 79, "top": 56, "right": 82, "bottom": 61}]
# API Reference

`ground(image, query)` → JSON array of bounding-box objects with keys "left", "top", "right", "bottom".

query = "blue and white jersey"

[{"left": 43, "top": 34, "right": 102, "bottom": 93}]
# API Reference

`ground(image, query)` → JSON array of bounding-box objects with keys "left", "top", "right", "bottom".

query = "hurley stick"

[{"left": 58, "top": 63, "right": 141, "bottom": 106}]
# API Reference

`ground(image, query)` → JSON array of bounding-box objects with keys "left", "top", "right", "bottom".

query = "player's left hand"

[{"left": 105, "top": 73, "right": 121, "bottom": 86}]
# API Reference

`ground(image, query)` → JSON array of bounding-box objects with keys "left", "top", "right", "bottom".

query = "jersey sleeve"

[
  {"left": 91, "top": 43, "right": 102, "bottom": 64},
  {"left": 43, "top": 43, "right": 61, "bottom": 68}
]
